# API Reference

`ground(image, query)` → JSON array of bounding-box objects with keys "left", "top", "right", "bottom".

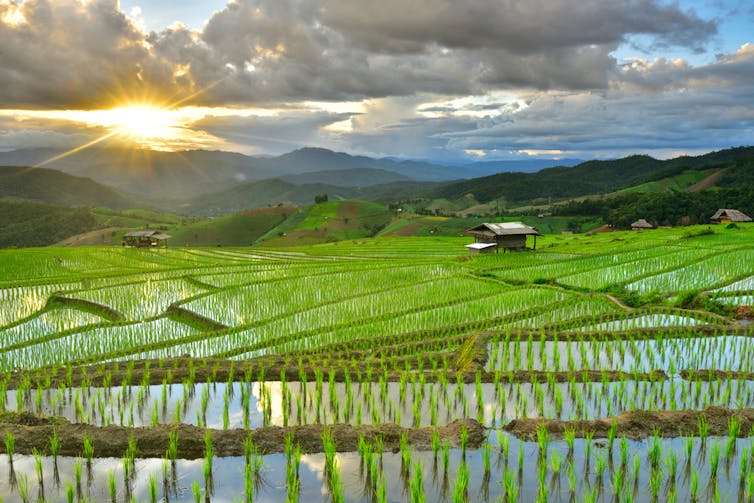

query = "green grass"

[
  {"left": 168, "top": 209, "right": 291, "bottom": 247},
  {"left": 618, "top": 169, "right": 717, "bottom": 194}
]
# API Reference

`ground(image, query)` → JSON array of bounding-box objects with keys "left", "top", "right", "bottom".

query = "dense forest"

[{"left": 0, "top": 201, "right": 97, "bottom": 247}]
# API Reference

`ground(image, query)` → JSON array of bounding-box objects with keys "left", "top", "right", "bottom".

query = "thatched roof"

[
  {"left": 465, "top": 222, "right": 540, "bottom": 236},
  {"left": 631, "top": 218, "right": 653, "bottom": 229},
  {"left": 710, "top": 209, "right": 752, "bottom": 222}
]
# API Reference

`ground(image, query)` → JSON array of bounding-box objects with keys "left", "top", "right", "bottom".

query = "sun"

[{"left": 103, "top": 105, "right": 181, "bottom": 141}]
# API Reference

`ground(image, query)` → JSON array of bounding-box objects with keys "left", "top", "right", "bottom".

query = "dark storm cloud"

[
  {"left": 317, "top": 0, "right": 716, "bottom": 54},
  {"left": 0, "top": 0, "right": 180, "bottom": 108},
  {"left": 0, "top": 0, "right": 721, "bottom": 107}
]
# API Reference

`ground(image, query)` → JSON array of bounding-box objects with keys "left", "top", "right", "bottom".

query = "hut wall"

[{"left": 496, "top": 235, "right": 526, "bottom": 249}]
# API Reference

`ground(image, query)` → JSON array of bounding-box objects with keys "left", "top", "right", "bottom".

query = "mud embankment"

[
  {"left": 0, "top": 412, "right": 484, "bottom": 458},
  {"left": 504, "top": 406, "right": 754, "bottom": 440}
]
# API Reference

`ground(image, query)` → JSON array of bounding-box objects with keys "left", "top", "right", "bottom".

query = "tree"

[{"left": 314, "top": 194, "right": 329, "bottom": 204}]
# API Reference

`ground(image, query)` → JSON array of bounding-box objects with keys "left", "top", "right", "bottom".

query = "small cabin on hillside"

[
  {"left": 464, "top": 222, "right": 540, "bottom": 253},
  {"left": 631, "top": 218, "right": 653, "bottom": 230},
  {"left": 122, "top": 230, "right": 171, "bottom": 248},
  {"left": 710, "top": 209, "right": 752, "bottom": 224}
]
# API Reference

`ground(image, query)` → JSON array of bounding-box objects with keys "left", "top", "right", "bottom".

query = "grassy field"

[{"left": 1, "top": 224, "right": 753, "bottom": 501}]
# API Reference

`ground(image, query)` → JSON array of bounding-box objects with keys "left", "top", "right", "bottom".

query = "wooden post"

[{"left": 533, "top": 235, "right": 537, "bottom": 250}]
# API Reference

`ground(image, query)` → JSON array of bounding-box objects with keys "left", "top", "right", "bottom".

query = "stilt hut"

[
  {"left": 122, "top": 230, "right": 171, "bottom": 248},
  {"left": 464, "top": 222, "right": 540, "bottom": 253}
]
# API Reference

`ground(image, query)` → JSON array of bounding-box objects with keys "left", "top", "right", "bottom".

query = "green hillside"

[
  {"left": 0, "top": 166, "right": 131, "bottom": 209},
  {"left": 257, "top": 200, "right": 394, "bottom": 246},
  {"left": 421, "top": 147, "right": 754, "bottom": 207},
  {"left": 168, "top": 207, "right": 295, "bottom": 246}
]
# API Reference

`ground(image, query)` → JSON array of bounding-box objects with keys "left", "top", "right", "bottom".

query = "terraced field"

[{"left": 1, "top": 225, "right": 753, "bottom": 502}]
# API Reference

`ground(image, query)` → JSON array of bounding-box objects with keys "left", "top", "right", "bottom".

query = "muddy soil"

[
  {"left": 680, "top": 369, "right": 754, "bottom": 381},
  {"left": 0, "top": 412, "right": 483, "bottom": 459},
  {"left": 504, "top": 406, "right": 754, "bottom": 440},
  {"left": 3, "top": 356, "right": 668, "bottom": 388}
]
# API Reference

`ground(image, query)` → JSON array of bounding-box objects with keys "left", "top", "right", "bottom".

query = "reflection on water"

[
  {"left": 4, "top": 376, "right": 753, "bottom": 429},
  {"left": 0, "top": 433, "right": 752, "bottom": 502}
]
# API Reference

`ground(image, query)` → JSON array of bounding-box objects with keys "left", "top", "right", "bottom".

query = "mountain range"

[{"left": 0, "top": 146, "right": 580, "bottom": 200}]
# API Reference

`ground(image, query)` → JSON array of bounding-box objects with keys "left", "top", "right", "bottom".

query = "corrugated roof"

[
  {"left": 151, "top": 234, "right": 172, "bottom": 240},
  {"left": 123, "top": 230, "right": 160, "bottom": 237},
  {"left": 711, "top": 209, "right": 752, "bottom": 222},
  {"left": 466, "top": 222, "right": 540, "bottom": 236}
]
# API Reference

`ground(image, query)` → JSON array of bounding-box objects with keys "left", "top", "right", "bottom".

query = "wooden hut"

[
  {"left": 631, "top": 218, "right": 653, "bottom": 230},
  {"left": 122, "top": 230, "right": 171, "bottom": 248},
  {"left": 464, "top": 222, "right": 540, "bottom": 253},
  {"left": 710, "top": 209, "right": 752, "bottom": 224}
]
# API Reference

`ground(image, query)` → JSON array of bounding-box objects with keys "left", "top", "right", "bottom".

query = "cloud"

[{"left": 0, "top": 0, "right": 722, "bottom": 109}]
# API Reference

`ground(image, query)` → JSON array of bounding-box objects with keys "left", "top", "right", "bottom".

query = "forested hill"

[
  {"left": 425, "top": 147, "right": 754, "bottom": 205},
  {"left": 0, "top": 166, "right": 131, "bottom": 209}
]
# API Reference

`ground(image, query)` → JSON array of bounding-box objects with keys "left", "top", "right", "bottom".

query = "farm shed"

[
  {"left": 464, "top": 222, "right": 540, "bottom": 252},
  {"left": 631, "top": 218, "right": 653, "bottom": 230},
  {"left": 710, "top": 209, "right": 752, "bottom": 224},
  {"left": 122, "top": 230, "right": 171, "bottom": 248}
]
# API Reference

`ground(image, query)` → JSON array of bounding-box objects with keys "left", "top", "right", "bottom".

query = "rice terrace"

[{"left": 1, "top": 224, "right": 754, "bottom": 502}]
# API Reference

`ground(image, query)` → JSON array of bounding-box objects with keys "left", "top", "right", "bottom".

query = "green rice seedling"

[
  {"left": 244, "top": 462, "right": 254, "bottom": 503},
  {"left": 564, "top": 427, "right": 576, "bottom": 454},
  {"left": 460, "top": 425, "right": 468, "bottom": 458},
  {"left": 109, "top": 470, "right": 117, "bottom": 503},
  {"left": 192, "top": 480, "right": 201, "bottom": 503},
  {"left": 550, "top": 449, "right": 562, "bottom": 474},
  {"left": 665, "top": 449, "right": 678, "bottom": 486},
  {"left": 566, "top": 461, "right": 576, "bottom": 493},
  {"left": 17, "top": 473, "right": 29, "bottom": 503},
  {"left": 698, "top": 415, "right": 709, "bottom": 443},
  {"left": 452, "top": 461, "right": 469, "bottom": 503},
  {"left": 648, "top": 465, "right": 663, "bottom": 500},
  {"left": 168, "top": 430, "right": 178, "bottom": 463},
  {"left": 727, "top": 417, "right": 741, "bottom": 458},
  {"left": 83, "top": 434, "right": 94, "bottom": 464},
  {"left": 536, "top": 423, "right": 549, "bottom": 460},
  {"left": 148, "top": 474, "right": 158, "bottom": 503},
  {"left": 411, "top": 462, "right": 425, "bottom": 503},
  {"left": 619, "top": 436, "right": 629, "bottom": 469},
  {"left": 4, "top": 431, "right": 14, "bottom": 464},
  {"left": 74, "top": 459, "right": 83, "bottom": 495},
  {"left": 710, "top": 441, "right": 721, "bottom": 479},
  {"left": 690, "top": 469, "right": 699, "bottom": 501},
  {"left": 66, "top": 481, "right": 75, "bottom": 503},
  {"left": 33, "top": 448, "right": 43, "bottom": 487},
  {"left": 482, "top": 441, "right": 492, "bottom": 474},
  {"left": 441, "top": 441, "right": 450, "bottom": 477},
  {"left": 504, "top": 467, "right": 519, "bottom": 502},
  {"left": 648, "top": 434, "right": 661, "bottom": 469},
  {"left": 612, "top": 463, "right": 624, "bottom": 497},
  {"left": 685, "top": 436, "right": 694, "bottom": 465}
]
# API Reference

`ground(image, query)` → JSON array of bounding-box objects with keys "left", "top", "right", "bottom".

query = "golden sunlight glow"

[
  {"left": 1, "top": 2, "right": 26, "bottom": 26},
  {"left": 100, "top": 105, "right": 182, "bottom": 141}
]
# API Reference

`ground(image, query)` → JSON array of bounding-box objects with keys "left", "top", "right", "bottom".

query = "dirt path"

[
  {"left": 57, "top": 227, "right": 124, "bottom": 246},
  {"left": 686, "top": 170, "right": 724, "bottom": 192},
  {"left": 0, "top": 413, "right": 483, "bottom": 458},
  {"left": 504, "top": 406, "right": 754, "bottom": 440}
]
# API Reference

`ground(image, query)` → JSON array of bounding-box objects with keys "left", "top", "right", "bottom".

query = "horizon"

[{"left": 0, "top": 0, "right": 753, "bottom": 166}]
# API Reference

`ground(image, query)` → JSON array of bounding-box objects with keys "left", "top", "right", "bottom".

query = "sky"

[{"left": 0, "top": 0, "right": 753, "bottom": 163}]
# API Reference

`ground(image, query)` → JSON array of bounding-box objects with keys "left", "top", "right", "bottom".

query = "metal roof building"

[{"left": 464, "top": 222, "right": 540, "bottom": 253}]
